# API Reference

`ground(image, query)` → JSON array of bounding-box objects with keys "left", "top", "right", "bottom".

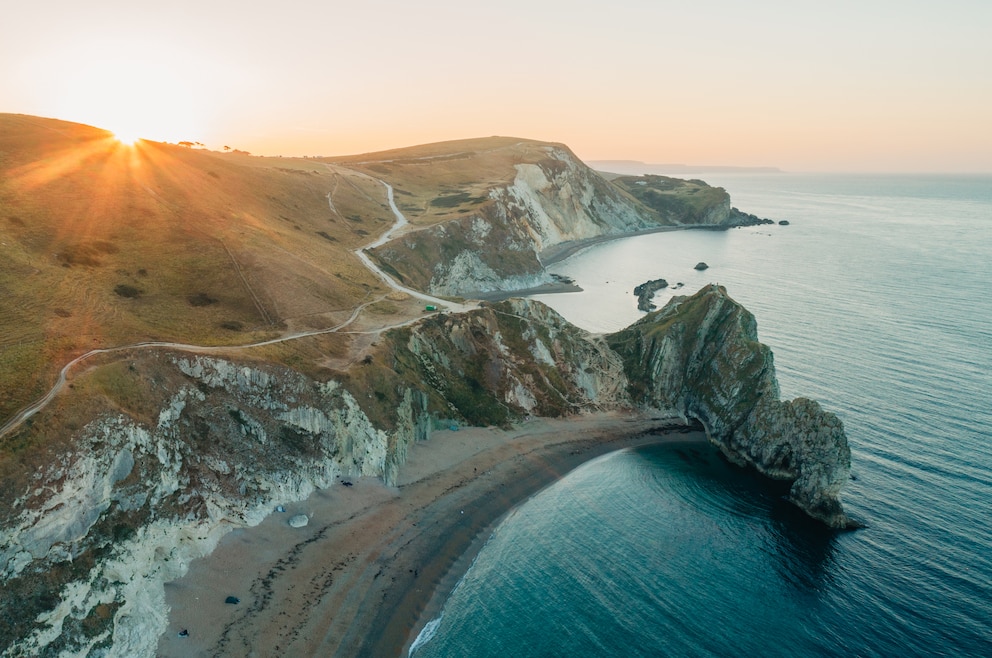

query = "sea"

[{"left": 409, "top": 173, "right": 992, "bottom": 657}]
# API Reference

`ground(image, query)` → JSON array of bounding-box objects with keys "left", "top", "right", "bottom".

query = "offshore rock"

[
  {"left": 634, "top": 278, "right": 669, "bottom": 312},
  {"left": 608, "top": 285, "right": 852, "bottom": 528}
]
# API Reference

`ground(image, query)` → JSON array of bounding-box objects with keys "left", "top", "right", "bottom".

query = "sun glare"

[
  {"left": 48, "top": 40, "right": 206, "bottom": 147},
  {"left": 113, "top": 131, "right": 140, "bottom": 146}
]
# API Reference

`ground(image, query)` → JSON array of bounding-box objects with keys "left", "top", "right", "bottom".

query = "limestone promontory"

[{"left": 608, "top": 285, "right": 852, "bottom": 528}]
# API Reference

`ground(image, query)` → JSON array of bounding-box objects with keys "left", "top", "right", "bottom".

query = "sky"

[{"left": 2, "top": 0, "right": 990, "bottom": 172}]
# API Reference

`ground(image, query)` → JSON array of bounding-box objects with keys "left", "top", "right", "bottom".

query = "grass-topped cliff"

[{"left": 325, "top": 138, "right": 766, "bottom": 296}]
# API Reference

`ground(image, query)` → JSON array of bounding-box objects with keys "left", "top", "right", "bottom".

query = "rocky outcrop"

[
  {"left": 634, "top": 278, "right": 669, "bottom": 312},
  {"left": 394, "top": 298, "right": 632, "bottom": 423},
  {"left": 390, "top": 291, "right": 851, "bottom": 528},
  {"left": 608, "top": 285, "right": 852, "bottom": 528}
]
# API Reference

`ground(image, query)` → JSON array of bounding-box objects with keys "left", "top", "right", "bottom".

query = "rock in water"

[
  {"left": 608, "top": 284, "right": 853, "bottom": 528},
  {"left": 288, "top": 514, "right": 309, "bottom": 528},
  {"left": 633, "top": 278, "right": 669, "bottom": 312},
  {"left": 694, "top": 262, "right": 709, "bottom": 271}
]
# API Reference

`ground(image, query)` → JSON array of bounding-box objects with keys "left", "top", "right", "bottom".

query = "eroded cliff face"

[
  {"left": 373, "top": 146, "right": 662, "bottom": 296},
  {"left": 608, "top": 285, "right": 852, "bottom": 528},
  {"left": 0, "top": 289, "right": 852, "bottom": 656},
  {"left": 0, "top": 354, "right": 432, "bottom": 658},
  {"left": 0, "top": 301, "right": 633, "bottom": 657}
]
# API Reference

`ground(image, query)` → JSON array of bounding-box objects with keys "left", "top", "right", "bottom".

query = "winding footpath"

[
  {"left": 0, "top": 177, "right": 471, "bottom": 440},
  {"left": 355, "top": 180, "right": 476, "bottom": 313}
]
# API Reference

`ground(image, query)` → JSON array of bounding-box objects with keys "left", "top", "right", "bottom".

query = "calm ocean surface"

[{"left": 411, "top": 174, "right": 992, "bottom": 657}]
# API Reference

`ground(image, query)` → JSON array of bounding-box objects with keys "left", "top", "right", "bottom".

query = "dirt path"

[
  {"left": 0, "top": 171, "right": 470, "bottom": 440},
  {"left": 352, "top": 179, "right": 476, "bottom": 314}
]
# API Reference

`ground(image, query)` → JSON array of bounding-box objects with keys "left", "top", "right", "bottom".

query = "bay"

[{"left": 412, "top": 173, "right": 992, "bottom": 657}]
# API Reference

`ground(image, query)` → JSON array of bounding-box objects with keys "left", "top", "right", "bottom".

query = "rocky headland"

[
  {"left": 363, "top": 145, "right": 772, "bottom": 298},
  {"left": 608, "top": 285, "right": 852, "bottom": 528}
]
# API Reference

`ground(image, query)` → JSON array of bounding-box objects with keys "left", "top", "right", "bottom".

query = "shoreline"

[
  {"left": 469, "top": 280, "right": 583, "bottom": 302},
  {"left": 467, "top": 225, "right": 726, "bottom": 304},
  {"left": 157, "top": 412, "right": 706, "bottom": 657}
]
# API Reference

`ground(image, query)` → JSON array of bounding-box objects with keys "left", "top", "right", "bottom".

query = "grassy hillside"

[
  {"left": 323, "top": 137, "right": 560, "bottom": 226},
  {"left": 0, "top": 114, "right": 395, "bottom": 422}
]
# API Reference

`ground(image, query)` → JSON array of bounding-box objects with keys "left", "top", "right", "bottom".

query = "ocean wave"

[{"left": 407, "top": 613, "right": 443, "bottom": 657}]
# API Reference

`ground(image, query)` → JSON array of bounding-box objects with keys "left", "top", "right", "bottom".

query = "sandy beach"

[{"left": 157, "top": 412, "right": 705, "bottom": 657}]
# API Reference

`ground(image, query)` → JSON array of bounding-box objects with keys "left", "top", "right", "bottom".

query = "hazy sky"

[{"left": 3, "top": 0, "right": 990, "bottom": 171}]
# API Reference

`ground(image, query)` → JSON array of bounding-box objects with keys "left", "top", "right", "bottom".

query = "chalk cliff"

[
  {"left": 0, "top": 354, "right": 431, "bottom": 657},
  {"left": 371, "top": 145, "right": 657, "bottom": 296},
  {"left": 368, "top": 146, "right": 770, "bottom": 297}
]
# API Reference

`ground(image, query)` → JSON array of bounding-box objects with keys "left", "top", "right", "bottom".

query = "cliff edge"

[{"left": 355, "top": 140, "right": 766, "bottom": 297}]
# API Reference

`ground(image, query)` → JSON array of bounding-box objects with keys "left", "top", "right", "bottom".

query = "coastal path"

[{"left": 0, "top": 172, "right": 473, "bottom": 440}]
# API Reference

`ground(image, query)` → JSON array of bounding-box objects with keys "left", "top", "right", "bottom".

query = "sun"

[{"left": 50, "top": 40, "right": 206, "bottom": 147}]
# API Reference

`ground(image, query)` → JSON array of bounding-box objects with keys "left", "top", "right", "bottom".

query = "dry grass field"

[
  {"left": 0, "top": 115, "right": 396, "bottom": 421},
  {"left": 324, "top": 136, "right": 561, "bottom": 226}
]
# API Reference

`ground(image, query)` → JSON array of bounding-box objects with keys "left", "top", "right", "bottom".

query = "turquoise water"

[{"left": 412, "top": 174, "right": 992, "bottom": 657}]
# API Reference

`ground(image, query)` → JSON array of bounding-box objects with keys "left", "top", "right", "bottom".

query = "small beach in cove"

[{"left": 157, "top": 412, "right": 705, "bottom": 657}]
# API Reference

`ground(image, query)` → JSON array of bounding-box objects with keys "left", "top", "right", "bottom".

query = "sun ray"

[{"left": 8, "top": 137, "right": 119, "bottom": 190}]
